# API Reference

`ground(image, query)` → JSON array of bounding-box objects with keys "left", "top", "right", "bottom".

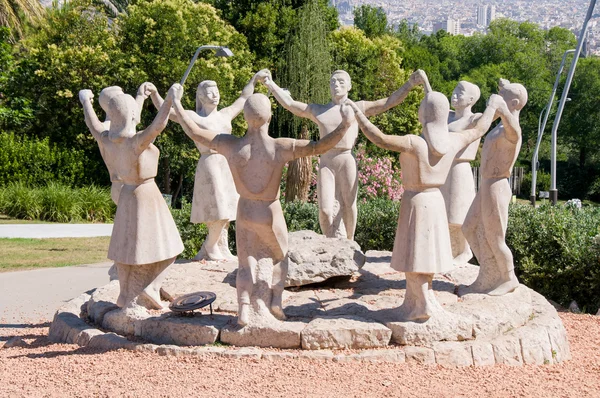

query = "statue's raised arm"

[
  {"left": 358, "top": 69, "right": 431, "bottom": 117},
  {"left": 260, "top": 69, "right": 315, "bottom": 121}
]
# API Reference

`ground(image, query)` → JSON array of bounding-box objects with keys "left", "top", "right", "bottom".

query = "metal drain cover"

[{"left": 169, "top": 291, "right": 217, "bottom": 313}]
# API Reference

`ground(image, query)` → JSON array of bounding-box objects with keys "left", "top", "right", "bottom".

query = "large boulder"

[{"left": 285, "top": 230, "right": 366, "bottom": 287}]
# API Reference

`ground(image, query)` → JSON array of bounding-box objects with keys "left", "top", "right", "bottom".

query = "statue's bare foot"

[
  {"left": 270, "top": 305, "right": 286, "bottom": 321},
  {"left": 270, "top": 289, "right": 286, "bottom": 320},
  {"left": 221, "top": 247, "right": 238, "bottom": 262},
  {"left": 453, "top": 247, "right": 473, "bottom": 266},
  {"left": 238, "top": 303, "right": 250, "bottom": 327},
  {"left": 398, "top": 302, "right": 432, "bottom": 322},
  {"left": 458, "top": 278, "right": 487, "bottom": 296},
  {"left": 139, "top": 288, "right": 165, "bottom": 310},
  {"left": 487, "top": 272, "right": 519, "bottom": 296},
  {"left": 159, "top": 287, "right": 174, "bottom": 302},
  {"left": 193, "top": 245, "right": 226, "bottom": 261}
]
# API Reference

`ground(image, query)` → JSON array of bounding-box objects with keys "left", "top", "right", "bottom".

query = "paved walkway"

[
  {"left": 0, "top": 224, "right": 113, "bottom": 239},
  {"left": 0, "top": 262, "right": 112, "bottom": 325}
]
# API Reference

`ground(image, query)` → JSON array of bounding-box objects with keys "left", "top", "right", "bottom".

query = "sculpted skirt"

[
  {"left": 108, "top": 180, "right": 184, "bottom": 265},
  {"left": 191, "top": 152, "right": 239, "bottom": 224},
  {"left": 391, "top": 188, "right": 453, "bottom": 274}
]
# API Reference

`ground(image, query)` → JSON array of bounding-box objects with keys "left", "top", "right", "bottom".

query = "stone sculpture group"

[{"left": 80, "top": 66, "right": 527, "bottom": 330}]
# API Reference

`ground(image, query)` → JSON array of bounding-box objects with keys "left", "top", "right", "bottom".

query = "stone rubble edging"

[{"left": 47, "top": 290, "right": 571, "bottom": 367}]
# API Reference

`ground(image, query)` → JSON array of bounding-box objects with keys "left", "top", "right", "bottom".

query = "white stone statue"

[
  {"left": 461, "top": 79, "right": 528, "bottom": 296},
  {"left": 80, "top": 84, "right": 150, "bottom": 204},
  {"left": 347, "top": 74, "right": 504, "bottom": 321},
  {"left": 261, "top": 69, "right": 426, "bottom": 240},
  {"left": 170, "top": 82, "right": 353, "bottom": 326},
  {"left": 147, "top": 73, "right": 261, "bottom": 261},
  {"left": 440, "top": 81, "right": 482, "bottom": 266},
  {"left": 79, "top": 87, "right": 184, "bottom": 310}
]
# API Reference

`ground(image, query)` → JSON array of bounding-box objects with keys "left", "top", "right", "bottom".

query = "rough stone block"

[
  {"left": 355, "top": 349, "right": 406, "bottom": 363},
  {"left": 403, "top": 346, "right": 435, "bottom": 364},
  {"left": 491, "top": 336, "right": 523, "bottom": 366},
  {"left": 141, "top": 314, "right": 230, "bottom": 346},
  {"left": 513, "top": 326, "right": 553, "bottom": 365},
  {"left": 301, "top": 316, "right": 392, "bottom": 350},
  {"left": 456, "top": 285, "right": 533, "bottom": 339},
  {"left": 87, "top": 333, "right": 136, "bottom": 351},
  {"left": 220, "top": 321, "right": 305, "bottom": 349},
  {"left": 87, "top": 280, "right": 120, "bottom": 324},
  {"left": 156, "top": 345, "right": 194, "bottom": 356},
  {"left": 285, "top": 230, "right": 365, "bottom": 287},
  {"left": 298, "top": 350, "right": 335, "bottom": 361},
  {"left": 386, "top": 311, "right": 473, "bottom": 346},
  {"left": 433, "top": 342, "right": 473, "bottom": 366},
  {"left": 221, "top": 347, "right": 263, "bottom": 359},
  {"left": 470, "top": 342, "right": 495, "bottom": 366}
]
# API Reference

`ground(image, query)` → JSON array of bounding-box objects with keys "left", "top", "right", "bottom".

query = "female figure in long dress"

[
  {"left": 347, "top": 77, "right": 503, "bottom": 321},
  {"left": 147, "top": 73, "right": 261, "bottom": 261},
  {"left": 79, "top": 87, "right": 184, "bottom": 310}
]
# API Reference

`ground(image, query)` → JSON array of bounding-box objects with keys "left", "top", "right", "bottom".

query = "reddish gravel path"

[{"left": 1, "top": 313, "right": 599, "bottom": 398}]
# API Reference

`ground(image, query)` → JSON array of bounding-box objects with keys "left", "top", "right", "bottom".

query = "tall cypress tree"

[{"left": 277, "top": 0, "right": 332, "bottom": 202}]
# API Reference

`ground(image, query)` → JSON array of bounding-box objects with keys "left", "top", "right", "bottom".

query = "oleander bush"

[
  {"left": 507, "top": 203, "right": 600, "bottom": 313},
  {"left": 0, "top": 182, "right": 114, "bottom": 222}
]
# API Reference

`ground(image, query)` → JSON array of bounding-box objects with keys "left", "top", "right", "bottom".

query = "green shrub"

[
  {"left": 0, "top": 183, "right": 114, "bottom": 222},
  {"left": 0, "top": 132, "right": 86, "bottom": 187},
  {"left": 170, "top": 200, "right": 209, "bottom": 259},
  {"left": 355, "top": 198, "right": 400, "bottom": 251},
  {"left": 507, "top": 203, "right": 600, "bottom": 313},
  {"left": 170, "top": 198, "right": 403, "bottom": 258},
  {"left": 283, "top": 200, "right": 321, "bottom": 233}
]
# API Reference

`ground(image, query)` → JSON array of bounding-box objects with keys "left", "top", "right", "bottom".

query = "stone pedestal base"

[{"left": 52, "top": 251, "right": 572, "bottom": 366}]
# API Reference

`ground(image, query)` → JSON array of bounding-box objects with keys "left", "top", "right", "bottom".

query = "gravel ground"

[{"left": 1, "top": 313, "right": 599, "bottom": 398}]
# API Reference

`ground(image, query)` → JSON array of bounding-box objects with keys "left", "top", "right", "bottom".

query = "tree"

[
  {"left": 277, "top": 0, "right": 332, "bottom": 202},
  {"left": 117, "top": 0, "right": 256, "bottom": 199},
  {"left": 4, "top": 0, "right": 256, "bottom": 195},
  {"left": 0, "top": 0, "right": 43, "bottom": 40},
  {"left": 0, "top": 27, "right": 33, "bottom": 131},
  {"left": 211, "top": 0, "right": 338, "bottom": 66},
  {"left": 561, "top": 58, "right": 600, "bottom": 170},
  {"left": 353, "top": 5, "right": 387, "bottom": 38},
  {"left": 4, "top": 0, "right": 140, "bottom": 184}
]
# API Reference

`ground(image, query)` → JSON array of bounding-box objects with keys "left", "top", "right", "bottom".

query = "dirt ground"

[{"left": 1, "top": 313, "right": 599, "bottom": 398}]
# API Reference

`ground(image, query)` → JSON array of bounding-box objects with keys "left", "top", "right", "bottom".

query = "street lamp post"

[
  {"left": 180, "top": 45, "right": 234, "bottom": 86},
  {"left": 530, "top": 47, "right": 575, "bottom": 207},
  {"left": 548, "top": 0, "right": 597, "bottom": 205}
]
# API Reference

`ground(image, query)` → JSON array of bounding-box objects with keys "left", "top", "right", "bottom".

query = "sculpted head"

[
  {"left": 244, "top": 93, "right": 272, "bottom": 128},
  {"left": 330, "top": 70, "right": 352, "bottom": 99},
  {"left": 196, "top": 80, "right": 220, "bottom": 110},
  {"left": 106, "top": 93, "right": 138, "bottom": 138},
  {"left": 498, "top": 79, "right": 527, "bottom": 112},
  {"left": 419, "top": 92, "right": 450, "bottom": 156},
  {"left": 451, "top": 81, "right": 480, "bottom": 110},
  {"left": 99, "top": 86, "right": 124, "bottom": 113}
]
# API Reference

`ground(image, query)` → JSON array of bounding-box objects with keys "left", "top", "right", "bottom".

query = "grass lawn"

[
  {"left": 0, "top": 237, "right": 110, "bottom": 272},
  {"left": 0, "top": 214, "right": 53, "bottom": 224}
]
